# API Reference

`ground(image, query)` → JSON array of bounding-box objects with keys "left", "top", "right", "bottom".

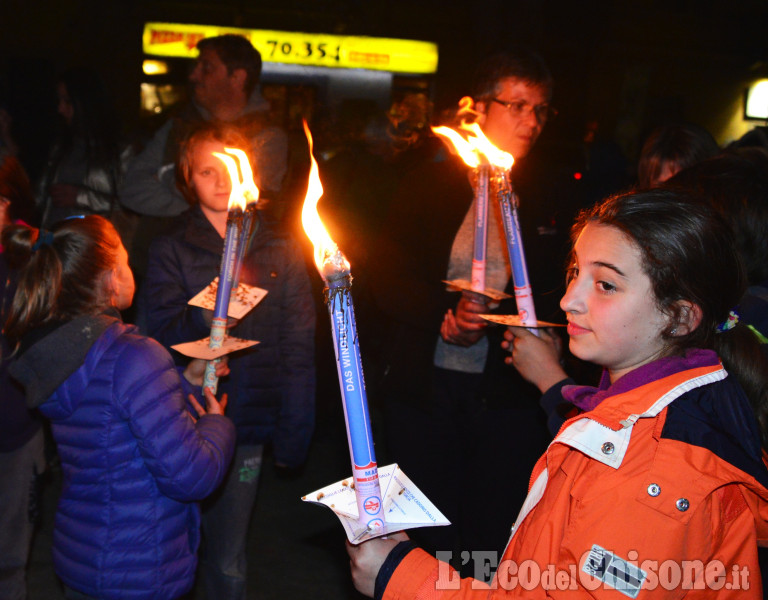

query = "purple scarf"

[{"left": 562, "top": 349, "right": 720, "bottom": 412}]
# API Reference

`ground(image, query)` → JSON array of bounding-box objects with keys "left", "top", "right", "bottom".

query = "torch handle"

[
  {"left": 206, "top": 209, "right": 242, "bottom": 393},
  {"left": 232, "top": 205, "right": 256, "bottom": 289},
  {"left": 203, "top": 316, "right": 228, "bottom": 394},
  {"left": 327, "top": 282, "right": 385, "bottom": 531},
  {"left": 498, "top": 189, "right": 539, "bottom": 332},
  {"left": 471, "top": 165, "right": 490, "bottom": 292}
]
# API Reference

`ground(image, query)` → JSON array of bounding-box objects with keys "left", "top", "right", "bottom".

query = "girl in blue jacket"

[{"left": 4, "top": 215, "right": 236, "bottom": 600}]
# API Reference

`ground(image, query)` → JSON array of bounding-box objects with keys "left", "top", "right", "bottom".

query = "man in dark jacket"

[{"left": 373, "top": 49, "right": 567, "bottom": 579}]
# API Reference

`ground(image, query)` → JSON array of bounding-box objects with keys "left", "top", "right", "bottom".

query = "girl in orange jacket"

[{"left": 348, "top": 188, "right": 768, "bottom": 600}]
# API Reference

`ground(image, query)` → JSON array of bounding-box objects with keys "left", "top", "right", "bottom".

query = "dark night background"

[
  {"left": 5, "top": 3, "right": 768, "bottom": 598},
  {"left": 2, "top": 0, "right": 768, "bottom": 183}
]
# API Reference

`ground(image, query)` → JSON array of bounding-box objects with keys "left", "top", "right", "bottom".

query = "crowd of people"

[{"left": 1, "top": 33, "right": 768, "bottom": 600}]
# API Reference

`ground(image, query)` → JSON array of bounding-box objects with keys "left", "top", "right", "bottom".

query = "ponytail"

[
  {"left": 715, "top": 319, "right": 768, "bottom": 450},
  {"left": 3, "top": 225, "right": 63, "bottom": 341},
  {"left": 3, "top": 216, "right": 121, "bottom": 343}
]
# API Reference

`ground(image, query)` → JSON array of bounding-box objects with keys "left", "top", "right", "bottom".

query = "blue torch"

[{"left": 300, "top": 122, "right": 385, "bottom": 533}]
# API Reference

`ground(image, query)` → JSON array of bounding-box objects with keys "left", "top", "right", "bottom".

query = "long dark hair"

[
  {"left": 637, "top": 123, "right": 719, "bottom": 188},
  {"left": 667, "top": 147, "right": 768, "bottom": 285},
  {"left": 3, "top": 215, "right": 121, "bottom": 341},
  {"left": 572, "top": 188, "right": 768, "bottom": 447},
  {"left": 55, "top": 68, "right": 120, "bottom": 171}
]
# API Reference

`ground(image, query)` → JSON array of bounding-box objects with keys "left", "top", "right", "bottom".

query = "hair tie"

[
  {"left": 32, "top": 230, "right": 54, "bottom": 252},
  {"left": 747, "top": 324, "right": 768, "bottom": 344},
  {"left": 715, "top": 310, "right": 739, "bottom": 333}
]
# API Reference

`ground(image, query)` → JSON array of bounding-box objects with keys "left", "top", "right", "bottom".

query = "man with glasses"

[{"left": 372, "top": 48, "right": 558, "bottom": 581}]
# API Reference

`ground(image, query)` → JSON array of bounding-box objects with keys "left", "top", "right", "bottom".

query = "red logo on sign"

[{"left": 364, "top": 499, "right": 380, "bottom": 514}]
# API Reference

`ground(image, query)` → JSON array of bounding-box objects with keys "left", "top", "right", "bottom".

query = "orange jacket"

[{"left": 384, "top": 363, "right": 768, "bottom": 600}]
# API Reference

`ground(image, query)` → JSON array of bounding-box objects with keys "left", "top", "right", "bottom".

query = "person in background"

[
  {"left": 120, "top": 34, "right": 288, "bottom": 291},
  {"left": 371, "top": 48, "right": 559, "bottom": 579},
  {"left": 36, "top": 68, "right": 131, "bottom": 229},
  {"left": 667, "top": 147, "right": 768, "bottom": 353},
  {"left": 636, "top": 122, "right": 719, "bottom": 188},
  {"left": 0, "top": 150, "right": 44, "bottom": 600},
  {"left": 140, "top": 122, "right": 315, "bottom": 600},
  {"left": 5, "top": 215, "right": 235, "bottom": 600},
  {"left": 349, "top": 188, "right": 768, "bottom": 600},
  {"left": 120, "top": 34, "right": 286, "bottom": 219}
]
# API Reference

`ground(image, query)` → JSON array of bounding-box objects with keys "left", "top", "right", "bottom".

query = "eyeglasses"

[{"left": 491, "top": 98, "right": 557, "bottom": 123}]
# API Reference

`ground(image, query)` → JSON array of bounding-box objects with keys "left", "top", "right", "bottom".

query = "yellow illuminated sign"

[{"left": 143, "top": 22, "right": 438, "bottom": 75}]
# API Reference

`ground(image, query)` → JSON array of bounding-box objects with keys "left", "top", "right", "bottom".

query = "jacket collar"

[
  {"left": 9, "top": 312, "right": 122, "bottom": 408},
  {"left": 183, "top": 205, "right": 225, "bottom": 255},
  {"left": 555, "top": 362, "right": 727, "bottom": 469},
  {"left": 562, "top": 349, "right": 720, "bottom": 413},
  {"left": 191, "top": 88, "right": 270, "bottom": 123}
]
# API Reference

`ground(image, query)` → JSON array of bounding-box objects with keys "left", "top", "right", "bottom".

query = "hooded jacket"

[
  {"left": 10, "top": 314, "right": 235, "bottom": 600},
  {"left": 380, "top": 357, "right": 768, "bottom": 600},
  {"left": 119, "top": 91, "right": 287, "bottom": 218},
  {"left": 141, "top": 206, "right": 316, "bottom": 467}
]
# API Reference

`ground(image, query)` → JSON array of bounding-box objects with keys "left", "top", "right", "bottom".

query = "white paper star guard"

[
  {"left": 171, "top": 336, "right": 259, "bottom": 360},
  {"left": 480, "top": 313, "right": 566, "bottom": 329},
  {"left": 443, "top": 279, "right": 510, "bottom": 302},
  {"left": 302, "top": 463, "right": 450, "bottom": 544},
  {"left": 188, "top": 278, "right": 268, "bottom": 320}
]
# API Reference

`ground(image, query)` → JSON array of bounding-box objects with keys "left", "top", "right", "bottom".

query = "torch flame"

[
  {"left": 300, "top": 120, "right": 346, "bottom": 274},
  {"left": 431, "top": 97, "right": 515, "bottom": 171},
  {"left": 224, "top": 147, "right": 260, "bottom": 206},
  {"left": 431, "top": 126, "right": 479, "bottom": 167},
  {"left": 213, "top": 151, "right": 248, "bottom": 211}
]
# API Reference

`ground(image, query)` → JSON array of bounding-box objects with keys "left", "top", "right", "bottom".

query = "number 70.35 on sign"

[{"left": 251, "top": 31, "right": 438, "bottom": 74}]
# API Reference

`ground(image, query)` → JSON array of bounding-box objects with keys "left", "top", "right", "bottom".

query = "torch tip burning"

[
  {"left": 213, "top": 147, "right": 260, "bottom": 212},
  {"left": 432, "top": 98, "right": 515, "bottom": 172},
  {"left": 300, "top": 120, "right": 351, "bottom": 280}
]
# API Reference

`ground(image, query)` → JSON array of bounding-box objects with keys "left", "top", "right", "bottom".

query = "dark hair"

[
  {"left": 3, "top": 215, "right": 121, "bottom": 341},
  {"left": 666, "top": 147, "right": 768, "bottom": 285},
  {"left": 197, "top": 35, "right": 262, "bottom": 96},
  {"left": 56, "top": 68, "right": 120, "bottom": 170},
  {"left": 470, "top": 48, "right": 553, "bottom": 102},
  {"left": 637, "top": 123, "right": 719, "bottom": 188},
  {"left": 176, "top": 122, "right": 254, "bottom": 206},
  {"left": 572, "top": 188, "right": 768, "bottom": 447}
]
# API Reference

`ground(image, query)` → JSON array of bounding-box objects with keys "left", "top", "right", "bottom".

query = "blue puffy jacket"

[
  {"left": 140, "top": 206, "right": 316, "bottom": 467},
  {"left": 10, "top": 315, "right": 236, "bottom": 600}
]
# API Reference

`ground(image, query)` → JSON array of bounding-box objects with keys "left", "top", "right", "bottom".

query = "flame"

[
  {"left": 224, "top": 147, "right": 260, "bottom": 206},
  {"left": 463, "top": 123, "right": 514, "bottom": 170},
  {"left": 431, "top": 126, "right": 479, "bottom": 167},
  {"left": 213, "top": 151, "right": 248, "bottom": 211},
  {"left": 300, "top": 120, "right": 340, "bottom": 272},
  {"left": 431, "top": 97, "right": 514, "bottom": 171}
]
